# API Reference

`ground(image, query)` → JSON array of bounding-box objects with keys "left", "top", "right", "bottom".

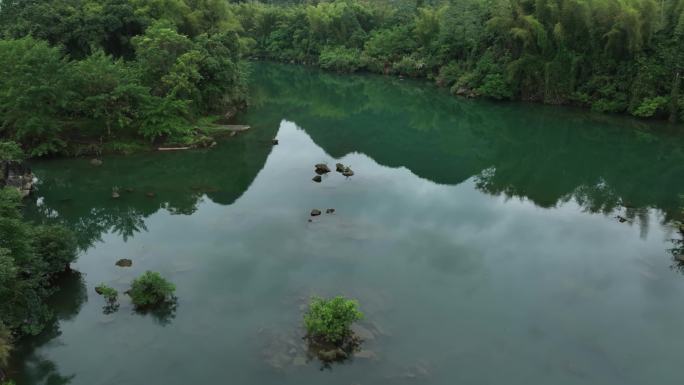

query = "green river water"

[{"left": 11, "top": 62, "right": 684, "bottom": 385}]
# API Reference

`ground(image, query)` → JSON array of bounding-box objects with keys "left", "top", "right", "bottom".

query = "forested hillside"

[
  {"left": 0, "top": 0, "right": 681, "bottom": 158},
  {"left": 0, "top": 0, "right": 247, "bottom": 157},
  {"left": 232, "top": 0, "right": 684, "bottom": 123}
]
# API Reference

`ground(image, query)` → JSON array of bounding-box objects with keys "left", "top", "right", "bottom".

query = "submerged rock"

[
  {"left": 617, "top": 215, "right": 627, "bottom": 223},
  {"left": 312, "top": 175, "right": 322, "bottom": 183},
  {"left": 311, "top": 209, "right": 322, "bottom": 217},
  {"left": 318, "top": 348, "right": 348, "bottom": 362},
  {"left": 675, "top": 254, "right": 684, "bottom": 263},
  {"left": 90, "top": 158, "right": 103, "bottom": 166},
  {"left": 354, "top": 350, "right": 378, "bottom": 360},
  {"left": 115, "top": 258, "right": 133, "bottom": 267},
  {"left": 111, "top": 187, "right": 120, "bottom": 199},
  {"left": 326, "top": 208, "right": 335, "bottom": 214},
  {"left": 146, "top": 192, "right": 156, "bottom": 198},
  {"left": 351, "top": 324, "right": 375, "bottom": 341},
  {"left": 315, "top": 164, "right": 331, "bottom": 174}
]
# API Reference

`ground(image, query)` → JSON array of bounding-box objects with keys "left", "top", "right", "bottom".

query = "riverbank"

[{"left": 230, "top": 0, "right": 684, "bottom": 124}]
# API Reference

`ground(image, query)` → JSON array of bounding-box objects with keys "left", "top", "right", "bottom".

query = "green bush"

[
  {"left": 0, "top": 188, "right": 78, "bottom": 336},
  {"left": 304, "top": 296, "right": 363, "bottom": 344},
  {"left": 436, "top": 62, "right": 462, "bottom": 87},
  {"left": 128, "top": 271, "right": 176, "bottom": 308},
  {"left": 632, "top": 96, "right": 669, "bottom": 118},
  {"left": 0, "top": 142, "right": 23, "bottom": 162},
  {"left": 319, "top": 47, "right": 362, "bottom": 73},
  {"left": 477, "top": 74, "right": 513, "bottom": 100},
  {"left": 95, "top": 284, "right": 118, "bottom": 303},
  {"left": 31, "top": 225, "right": 78, "bottom": 276},
  {"left": 392, "top": 55, "right": 427, "bottom": 77}
]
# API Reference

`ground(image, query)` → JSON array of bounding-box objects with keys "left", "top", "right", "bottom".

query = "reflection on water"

[{"left": 16, "top": 63, "right": 684, "bottom": 385}]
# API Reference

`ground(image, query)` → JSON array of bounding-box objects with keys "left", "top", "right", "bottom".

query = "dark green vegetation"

[
  {"left": 128, "top": 271, "right": 176, "bottom": 308},
  {"left": 304, "top": 296, "right": 363, "bottom": 344},
  {"left": 95, "top": 284, "right": 118, "bottom": 303},
  {"left": 1, "top": 144, "right": 78, "bottom": 375},
  {"left": 0, "top": 185, "right": 78, "bottom": 336},
  {"left": 232, "top": 0, "right": 684, "bottom": 122},
  {"left": 0, "top": 0, "right": 247, "bottom": 157},
  {"left": 0, "top": 177, "right": 77, "bottom": 339}
]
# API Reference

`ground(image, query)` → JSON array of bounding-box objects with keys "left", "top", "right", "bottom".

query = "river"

[{"left": 13, "top": 62, "right": 684, "bottom": 385}]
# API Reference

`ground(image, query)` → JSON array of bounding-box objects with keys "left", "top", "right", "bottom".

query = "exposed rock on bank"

[{"left": 0, "top": 160, "right": 34, "bottom": 197}]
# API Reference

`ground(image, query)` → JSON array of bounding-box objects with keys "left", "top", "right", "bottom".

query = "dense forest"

[
  {"left": 234, "top": 0, "right": 684, "bottom": 122},
  {"left": 0, "top": 0, "right": 682, "bottom": 158},
  {"left": 0, "top": 0, "right": 247, "bottom": 157}
]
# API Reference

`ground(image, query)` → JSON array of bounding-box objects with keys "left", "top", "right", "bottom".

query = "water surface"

[{"left": 13, "top": 63, "right": 684, "bottom": 385}]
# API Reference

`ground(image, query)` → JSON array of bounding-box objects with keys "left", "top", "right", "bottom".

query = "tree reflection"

[
  {"left": 132, "top": 297, "right": 178, "bottom": 326},
  {"left": 24, "top": 62, "right": 684, "bottom": 250},
  {"left": 251, "top": 62, "right": 684, "bottom": 227},
  {"left": 8, "top": 272, "right": 86, "bottom": 385}
]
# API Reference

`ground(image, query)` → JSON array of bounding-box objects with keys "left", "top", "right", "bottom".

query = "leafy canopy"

[{"left": 304, "top": 296, "right": 363, "bottom": 344}]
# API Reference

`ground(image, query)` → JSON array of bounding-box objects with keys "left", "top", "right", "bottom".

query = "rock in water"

[
  {"left": 115, "top": 259, "right": 133, "bottom": 267},
  {"left": 111, "top": 188, "right": 120, "bottom": 199},
  {"left": 336, "top": 163, "right": 345, "bottom": 172},
  {"left": 342, "top": 167, "right": 354, "bottom": 177},
  {"left": 311, "top": 209, "right": 322, "bottom": 217},
  {"left": 326, "top": 209, "right": 335, "bottom": 214},
  {"left": 90, "top": 158, "right": 103, "bottom": 167},
  {"left": 272, "top": 138, "right": 279, "bottom": 145},
  {"left": 315, "top": 164, "right": 331, "bottom": 174},
  {"left": 312, "top": 175, "right": 322, "bottom": 183},
  {"left": 146, "top": 192, "right": 156, "bottom": 198},
  {"left": 675, "top": 254, "right": 684, "bottom": 263}
]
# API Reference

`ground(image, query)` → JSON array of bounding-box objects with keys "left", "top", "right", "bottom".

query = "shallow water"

[{"left": 13, "top": 63, "right": 684, "bottom": 385}]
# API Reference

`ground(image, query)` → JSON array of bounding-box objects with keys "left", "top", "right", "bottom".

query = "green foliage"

[
  {"left": 230, "top": 0, "right": 684, "bottom": 122},
  {"left": 95, "top": 284, "right": 119, "bottom": 303},
  {"left": 303, "top": 296, "right": 363, "bottom": 344},
  {"left": 477, "top": 74, "right": 513, "bottom": 100},
  {"left": 633, "top": 96, "right": 670, "bottom": 117},
  {"left": 319, "top": 46, "right": 362, "bottom": 73},
  {"left": 128, "top": 271, "right": 176, "bottom": 308},
  {"left": 0, "top": 142, "right": 23, "bottom": 162},
  {"left": 0, "top": 188, "right": 78, "bottom": 337},
  {"left": 0, "top": 0, "right": 247, "bottom": 157},
  {"left": 0, "top": 38, "right": 67, "bottom": 157}
]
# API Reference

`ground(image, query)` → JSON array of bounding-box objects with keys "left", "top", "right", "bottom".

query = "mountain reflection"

[{"left": 26, "top": 62, "right": 683, "bottom": 251}]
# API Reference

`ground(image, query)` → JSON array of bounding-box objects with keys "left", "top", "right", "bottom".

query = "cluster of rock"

[
  {"left": 310, "top": 208, "right": 335, "bottom": 217},
  {"left": 312, "top": 162, "right": 354, "bottom": 183},
  {"left": 336, "top": 163, "right": 354, "bottom": 177},
  {"left": 0, "top": 160, "right": 34, "bottom": 198}
]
